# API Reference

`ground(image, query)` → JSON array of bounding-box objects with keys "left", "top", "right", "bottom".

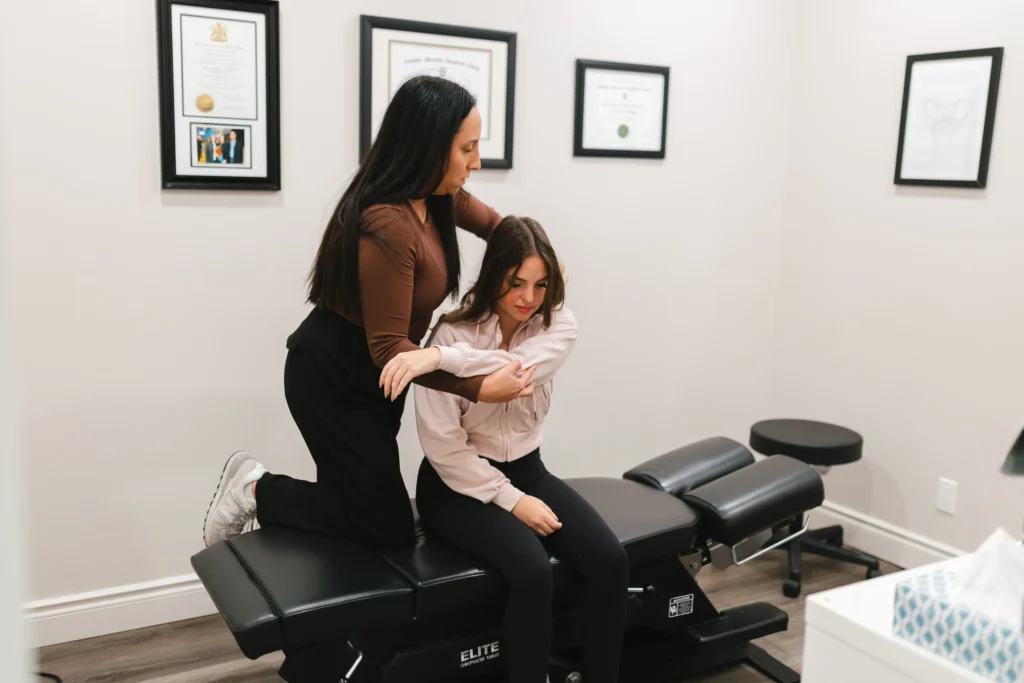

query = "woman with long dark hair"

[
  {"left": 201, "top": 75, "right": 536, "bottom": 552},
  {"left": 411, "top": 216, "right": 629, "bottom": 683}
]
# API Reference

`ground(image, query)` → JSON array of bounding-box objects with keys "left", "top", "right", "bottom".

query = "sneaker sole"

[{"left": 202, "top": 451, "right": 251, "bottom": 547}]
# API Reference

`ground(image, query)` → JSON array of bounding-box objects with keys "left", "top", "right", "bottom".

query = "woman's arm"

[
  {"left": 414, "top": 382, "right": 525, "bottom": 512},
  {"left": 379, "top": 315, "right": 537, "bottom": 402},
  {"left": 436, "top": 307, "right": 578, "bottom": 386},
  {"left": 357, "top": 206, "right": 486, "bottom": 401},
  {"left": 453, "top": 189, "right": 501, "bottom": 240}
]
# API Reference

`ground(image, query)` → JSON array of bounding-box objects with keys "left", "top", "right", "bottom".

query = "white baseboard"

[
  {"left": 24, "top": 573, "right": 216, "bottom": 649},
  {"left": 811, "top": 500, "right": 967, "bottom": 570}
]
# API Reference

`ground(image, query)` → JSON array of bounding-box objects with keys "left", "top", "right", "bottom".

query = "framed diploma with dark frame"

[
  {"left": 359, "top": 15, "right": 517, "bottom": 170},
  {"left": 156, "top": 0, "right": 281, "bottom": 190},
  {"left": 573, "top": 59, "right": 670, "bottom": 159}
]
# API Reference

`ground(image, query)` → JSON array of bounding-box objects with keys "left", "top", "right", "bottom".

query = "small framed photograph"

[
  {"left": 573, "top": 59, "right": 670, "bottom": 159},
  {"left": 191, "top": 124, "right": 252, "bottom": 168},
  {"left": 359, "top": 15, "right": 517, "bottom": 169},
  {"left": 894, "top": 47, "right": 1003, "bottom": 188},
  {"left": 156, "top": 0, "right": 281, "bottom": 190}
]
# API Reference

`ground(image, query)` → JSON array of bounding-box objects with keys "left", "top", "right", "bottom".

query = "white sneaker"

[{"left": 203, "top": 451, "right": 265, "bottom": 547}]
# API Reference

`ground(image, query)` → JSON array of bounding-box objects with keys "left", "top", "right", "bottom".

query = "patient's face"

[{"left": 497, "top": 255, "right": 548, "bottom": 324}]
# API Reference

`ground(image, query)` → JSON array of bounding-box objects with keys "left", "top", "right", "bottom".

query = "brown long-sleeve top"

[{"left": 342, "top": 189, "right": 501, "bottom": 401}]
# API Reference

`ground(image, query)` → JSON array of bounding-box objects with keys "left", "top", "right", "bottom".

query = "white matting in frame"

[{"left": 360, "top": 16, "right": 517, "bottom": 169}]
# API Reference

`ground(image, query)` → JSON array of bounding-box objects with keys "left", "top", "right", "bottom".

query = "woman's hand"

[
  {"left": 380, "top": 347, "right": 442, "bottom": 400},
  {"left": 511, "top": 495, "right": 562, "bottom": 536},
  {"left": 477, "top": 360, "right": 536, "bottom": 403}
]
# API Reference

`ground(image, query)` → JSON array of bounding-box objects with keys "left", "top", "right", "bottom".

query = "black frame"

[
  {"left": 893, "top": 47, "right": 1003, "bottom": 189},
  {"left": 156, "top": 0, "right": 281, "bottom": 191},
  {"left": 359, "top": 15, "right": 517, "bottom": 169},
  {"left": 573, "top": 59, "right": 670, "bottom": 159}
]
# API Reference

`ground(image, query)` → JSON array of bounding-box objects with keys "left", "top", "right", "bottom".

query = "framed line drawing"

[
  {"left": 573, "top": 59, "right": 670, "bottom": 159},
  {"left": 156, "top": 0, "right": 281, "bottom": 190},
  {"left": 893, "top": 47, "right": 1003, "bottom": 188},
  {"left": 359, "top": 15, "right": 517, "bottom": 169}
]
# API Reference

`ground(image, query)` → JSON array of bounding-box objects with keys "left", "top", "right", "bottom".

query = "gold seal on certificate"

[
  {"left": 573, "top": 59, "right": 670, "bottom": 159},
  {"left": 157, "top": 0, "right": 280, "bottom": 191},
  {"left": 196, "top": 94, "right": 215, "bottom": 113}
]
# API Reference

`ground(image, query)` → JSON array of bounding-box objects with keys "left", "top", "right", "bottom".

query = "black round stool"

[{"left": 750, "top": 418, "right": 882, "bottom": 598}]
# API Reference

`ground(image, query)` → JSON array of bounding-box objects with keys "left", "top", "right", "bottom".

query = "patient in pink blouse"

[{"left": 389, "top": 216, "right": 628, "bottom": 683}]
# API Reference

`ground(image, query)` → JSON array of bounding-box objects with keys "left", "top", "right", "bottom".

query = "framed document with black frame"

[
  {"left": 156, "top": 0, "right": 281, "bottom": 190},
  {"left": 893, "top": 47, "right": 1003, "bottom": 189},
  {"left": 573, "top": 59, "right": 669, "bottom": 159},
  {"left": 360, "top": 15, "right": 517, "bottom": 169}
]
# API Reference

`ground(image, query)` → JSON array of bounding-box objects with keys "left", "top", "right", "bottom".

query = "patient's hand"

[
  {"left": 380, "top": 347, "right": 442, "bottom": 400},
  {"left": 478, "top": 361, "right": 536, "bottom": 403},
  {"left": 512, "top": 495, "right": 562, "bottom": 536}
]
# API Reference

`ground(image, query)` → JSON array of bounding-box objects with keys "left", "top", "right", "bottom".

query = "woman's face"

[
  {"left": 436, "top": 107, "right": 482, "bottom": 195},
  {"left": 497, "top": 255, "right": 548, "bottom": 324}
]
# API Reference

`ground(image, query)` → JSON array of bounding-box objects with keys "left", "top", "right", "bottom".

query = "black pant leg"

[
  {"left": 255, "top": 345, "right": 415, "bottom": 549},
  {"left": 528, "top": 471, "right": 629, "bottom": 683},
  {"left": 416, "top": 458, "right": 553, "bottom": 683}
]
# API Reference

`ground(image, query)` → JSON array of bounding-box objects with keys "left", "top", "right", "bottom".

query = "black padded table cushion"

[
  {"left": 622, "top": 436, "right": 755, "bottom": 497},
  {"left": 749, "top": 419, "right": 863, "bottom": 466},
  {"left": 681, "top": 455, "right": 824, "bottom": 546}
]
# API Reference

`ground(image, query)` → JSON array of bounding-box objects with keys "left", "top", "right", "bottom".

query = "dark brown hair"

[
  {"left": 307, "top": 76, "right": 476, "bottom": 314},
  {"left": 440, "top": 216, "right": 565, "bottom": 328}
]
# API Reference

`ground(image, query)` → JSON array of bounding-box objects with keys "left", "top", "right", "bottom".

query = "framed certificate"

[
  {"left": 360, "top": 15, "right": 517, "bottom": 169},
  {"left": 894, "top": 47, "right": 1003, "bottom": 189},
  {"left": 573, "top": 59, "right": 670, "bottom": 159},
  {"left": 156, "top": 0, "right": 281, "bottom": 190}
]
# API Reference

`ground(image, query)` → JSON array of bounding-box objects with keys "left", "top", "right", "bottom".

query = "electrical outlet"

[{"left": 936, "top": 477, "right": 958, "bottom": 515}]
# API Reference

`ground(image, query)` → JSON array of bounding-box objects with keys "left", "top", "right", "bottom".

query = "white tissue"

[{"left": 955, "top": 527, "right": 1024, "bottom": 631}]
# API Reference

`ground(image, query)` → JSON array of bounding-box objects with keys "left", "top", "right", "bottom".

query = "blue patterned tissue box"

[{"left": 893, "top": 568, "right": 1023, "bottom": 682}]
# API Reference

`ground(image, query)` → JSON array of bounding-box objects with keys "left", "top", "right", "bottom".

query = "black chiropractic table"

[{"left": 192, "top": 435, "right": 824, "bottom": 683}]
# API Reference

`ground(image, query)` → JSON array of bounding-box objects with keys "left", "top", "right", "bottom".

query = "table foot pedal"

[{"left": 684, "top": 602, "right": 788, "bottom": 646}]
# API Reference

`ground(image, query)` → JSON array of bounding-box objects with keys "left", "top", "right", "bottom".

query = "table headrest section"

[
  {"left": 622, "top": 436, "right": 755, "bottom": 497},
  {"left": 681, "top": 455, "right": 824, "bottom": 546},
  {"left": 191, "top": 527, "right": 415, "bottom": 658}
]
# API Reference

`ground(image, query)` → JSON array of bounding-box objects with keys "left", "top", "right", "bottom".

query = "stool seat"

[{"left": 750, "top": 419, "right": 862, "bottom": 467}]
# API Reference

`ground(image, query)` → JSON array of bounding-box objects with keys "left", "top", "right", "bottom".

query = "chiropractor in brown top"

[{"left": 201, "top": 76, "right": 537, "bottom": 565}]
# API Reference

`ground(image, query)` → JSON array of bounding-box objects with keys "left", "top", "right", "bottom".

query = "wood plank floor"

[{"left": 34, "top": 550, "right": 899, "bottom": 683}]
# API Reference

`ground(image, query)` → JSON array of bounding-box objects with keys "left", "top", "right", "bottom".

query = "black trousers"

[
  {"left": 416, "top": 451, "right": 629, "bottom": 683},
  {"left": 255, "top": 307, "right": 417, "bottom": 549},
  {"left": 255, "top": 310, "right": 419, "bottom": 683}
]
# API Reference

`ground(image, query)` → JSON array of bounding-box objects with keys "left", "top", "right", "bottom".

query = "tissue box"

[{"left": 893, "top": 567, "right": 1023, "bottom": 682}]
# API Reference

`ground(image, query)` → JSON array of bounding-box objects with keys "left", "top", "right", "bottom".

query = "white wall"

[
  {"left": 774, "top": 0, "right": 1024, "bottom": 567},
  {"left": 0, "top": 11, "right": 33, "bottom": 676},
  {"left": 5, "top": 0, "right": 798, "bottom": 645}
]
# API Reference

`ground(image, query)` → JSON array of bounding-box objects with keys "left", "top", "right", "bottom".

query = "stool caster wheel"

[
  {"left": 866, "top": 567, "right": 883, "bottom": 580},
  {"left": 565, "top": 673, "right": 583, "bottom": 683},
  {"left": 783, "top": 579, "right": 801, "bottom": 598}
]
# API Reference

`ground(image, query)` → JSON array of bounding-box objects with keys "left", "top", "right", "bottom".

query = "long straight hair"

[
  {"left": 307, "top": 76, "right": 477, "bottom": 314},
  {"left": 440, "top": 216, "right": 566, "bottom": 329}
]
